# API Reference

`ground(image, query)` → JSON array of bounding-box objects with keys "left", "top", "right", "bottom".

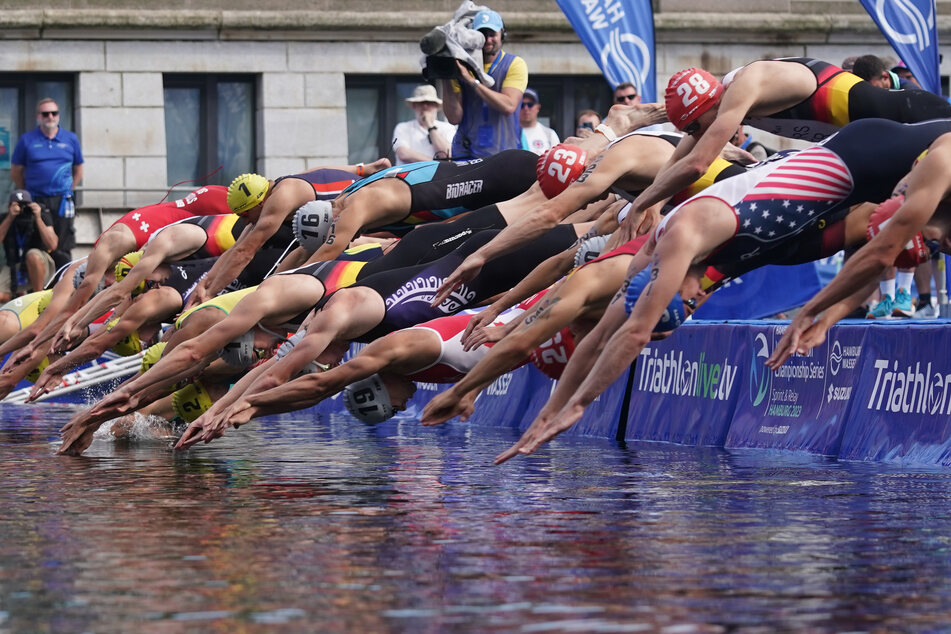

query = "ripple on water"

[{"left": 1, "top": 405, "right": 951, "bottom": 631}]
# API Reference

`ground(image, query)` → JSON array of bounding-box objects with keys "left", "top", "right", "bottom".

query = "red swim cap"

[
  {"left": 536, "top": 144, "right": 588, "bottom": 199},
  {"left": 866, "top": 195, "right": 931, "bottom": 268},
  {"left": 665, "top": 68, "right": 722, "bottom": 131},
  {"left": 531, "top": 327, "right": 575, "bottom": 380}
]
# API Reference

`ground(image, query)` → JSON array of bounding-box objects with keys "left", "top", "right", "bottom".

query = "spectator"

[
  {"left": 519, "top": 88, "right": 559, "bottom": 155},
  {"left": 852, "top": 54, "right": 902, "bottom": 89},
  {"left": 841, "top": 56, "right": 857, "bottom": 72},
  {"left": 613, "top": 82, "right": 641, "bottom": 105},
  {"left": 0, "top": 190, "right": 57, "bottom": 297},
  {"left": 891, "top": 63, "right": 923, "bottom": 89},
  {"left": 10, "top": 98, "right": 82, "bottom": 269},
  {"left": 730, "top": 125, "right": 773, "bottom": 162},
  {"left": 392, "top": 85, "right": 455, "bottom": 165},
  {"left": 442, "top": 8, "right": 528, "bottom": 159},
  {"left": 575, "top": 109, "right": 601, "bottom": 137}
]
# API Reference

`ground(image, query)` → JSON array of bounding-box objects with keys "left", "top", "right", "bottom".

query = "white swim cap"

[
  {"left": 220, "top": 330, "right": 255, "bottom": 367},
  {"left": 342, "top": 374, "right": 394, "bottom": 424},
  {"left": 573, "top": 234, "right": 611, "bottom": 268},
  {"left": 293, "top": 200, "right": 334, "bottom": 253}
]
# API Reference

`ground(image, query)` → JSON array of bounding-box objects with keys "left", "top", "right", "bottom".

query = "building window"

[
  {"left": 163, "top": 74, "right": 256, "bottom": 187},
  {"left": 345, "top": 74, "right": 611, "bottom": 163},
  {"left": 0, "top": 74, "right": 75, "bottom": 200}
]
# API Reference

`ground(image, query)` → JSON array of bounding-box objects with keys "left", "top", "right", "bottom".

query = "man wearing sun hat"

[
  {"left": 392, "top": 84, "right": 456, "bottom": 165},
  {"left": 441, "top": 8, "right": 528, "bottom": 159}
]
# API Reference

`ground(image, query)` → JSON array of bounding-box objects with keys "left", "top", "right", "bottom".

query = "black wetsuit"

[
  {"left": 347, "top": 224, "right": 579, "bottom": 342},
  {"left": 694, "top": 118, "right": 951, "bottom": 282},
  {"left": 342, "top": 150, "right": 538, "bottom": 235},
  {"left": 738, "top": 57, "right": 951, "bottom": 142}
]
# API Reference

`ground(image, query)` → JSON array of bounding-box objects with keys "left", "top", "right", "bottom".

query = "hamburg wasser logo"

[
  {"left": 749, "top": 333, "right": 771, "bottom": 406},
  {"left": 829, "top": 339, "right": 842, "bottom": 376}
]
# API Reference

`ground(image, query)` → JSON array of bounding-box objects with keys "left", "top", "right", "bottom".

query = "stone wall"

[{"left": 1, "top": 2, "right": 948, "bottom": 254}]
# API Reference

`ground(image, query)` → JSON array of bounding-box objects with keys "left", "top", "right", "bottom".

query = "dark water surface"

[{"left": 2, "top": 403, "right": 951, "bottom": 632}]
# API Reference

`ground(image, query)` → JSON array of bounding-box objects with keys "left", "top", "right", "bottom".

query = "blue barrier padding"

[
  {"left": 400, "top": 380, "right": 453, "bottom": 421},
  {"left": 695, "top": 263, "right": 823, "bottom": 320},
  {"left": 466, "top": 365, "right": 537, "bottom": 429},
  {"left": 625, "top": 322, "right": 743, "bottom": 446},
  {"left": 558, "top": 366, "right": 628, "bottom": 440},
  {"left": 839, "top": 322, "right": 951, "bottom": 466},
  {"left": 726, "top": 322, "right": 868, "bottom": 455}
]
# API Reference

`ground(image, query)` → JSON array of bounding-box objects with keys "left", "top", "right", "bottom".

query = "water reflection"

[{"left": 1, "top": 403, "right": 950, "bottom": 631}]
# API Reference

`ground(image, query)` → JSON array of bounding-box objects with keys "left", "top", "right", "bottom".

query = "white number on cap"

[
  {"left": 676, "top": 72, "right": 711, "bottom": 107},
  {"left": 547, "top": 148, "right": 579, "bottom": 184}
]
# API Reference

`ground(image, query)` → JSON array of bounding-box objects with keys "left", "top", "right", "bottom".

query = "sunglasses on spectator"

[
  {"left": 521, "top": 102, "right": 537, "bottom": 109},
  {"left": 615, "top": 94, "right": 637, "bottom": 103},
  {"left": 39, "top": 111, "right": 58, "bottom": 117}
]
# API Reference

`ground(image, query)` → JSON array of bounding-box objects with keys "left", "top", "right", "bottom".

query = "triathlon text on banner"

[
  {"left": 555, "top": 0, "right": 656, "bottom": 101},
  {"left": 858, "top": 0, "right": 940, "bottom": 94}
]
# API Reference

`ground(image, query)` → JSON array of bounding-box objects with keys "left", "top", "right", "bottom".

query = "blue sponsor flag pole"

[
  {"left": 555, "top": 0, "right": 657, "bottom": 101},
  {"left": 858, "top": 0, "right": 941, "bottom": 94}
]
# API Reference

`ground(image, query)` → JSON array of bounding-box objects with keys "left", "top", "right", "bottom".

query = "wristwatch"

[
  {"left": 595, "top": 123, "right": 617, "bottom": 141},
  {"left": 428, "top": 126, "right": 438, "bottom": 132}
]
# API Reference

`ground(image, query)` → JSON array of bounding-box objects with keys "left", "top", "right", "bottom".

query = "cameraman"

[
  {"left": 441, "top": 9, "right": 527, "bottom": 159},
  {"left": 0, "top": 190, "right": 58, "bottom": 297}
]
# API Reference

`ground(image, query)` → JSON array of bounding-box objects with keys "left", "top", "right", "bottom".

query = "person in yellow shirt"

[{"left": 441, "top": 9, "right": 528, "bottom": 159}]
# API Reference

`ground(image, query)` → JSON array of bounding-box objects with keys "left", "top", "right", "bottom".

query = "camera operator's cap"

[
  {"left": 523, "top": 88, "right": 539, "bottom": 104},
  {"left": 227, "top": 173, "right": 270, "bottom": 215},
  {"left": 9, "top": 189, "right": 31, "bottom": 204},
  {"left": 406, "top": 84, "right": 442, "bottom": 105},
  {"left": 473, "top": 9, "right": 504, "bottom": 32}
]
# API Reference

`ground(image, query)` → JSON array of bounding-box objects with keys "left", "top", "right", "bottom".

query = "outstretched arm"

[
  {"left": 431, "top": 147, "right": 632, "bottom": 306},
  {"left": 768, "top": 144, "right": 951, "bottom": 367},
  {"left": 219, "top": 333, "right": 425, "bottom": 434},
  {"left": 300, "top": 209, "right": 366, "bottom": 265},
  {"left": 423, "top": 274, "right": 587, "bottom": 426},
  {"left": 30, "top": 290, "right": 178, "bottom": 401},
  {"left": 0, "top": 260, "right": 82, "bottom": 359},
  {"left": 460, "top": 245, "right": 575, "bottom": 348}
]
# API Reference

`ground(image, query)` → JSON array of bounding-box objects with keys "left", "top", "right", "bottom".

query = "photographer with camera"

[
  {"left": 441, "top": 9, "right": 528, "bottom": 159},
  {"left": 0, "top": 190, "right": 57, "bottom": 298},
  {"left": 575, "top": 110, "right": 602, "bottom": 138}
]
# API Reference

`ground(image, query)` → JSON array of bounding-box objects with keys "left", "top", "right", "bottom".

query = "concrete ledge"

[{"left": 2, "top": 9, "right": 948, "bottom": 40}]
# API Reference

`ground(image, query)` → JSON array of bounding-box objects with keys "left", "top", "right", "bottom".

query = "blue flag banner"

[
  {"left": 555, "top": 0, "right": 656, "bottom": 101},
  {"left": 858, "top": 0, "right": 940, "bottom": 94}
]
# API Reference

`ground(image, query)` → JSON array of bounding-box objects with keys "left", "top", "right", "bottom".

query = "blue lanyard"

[{"left": 481, "top": 51, "right": 505, "bottom": 122}]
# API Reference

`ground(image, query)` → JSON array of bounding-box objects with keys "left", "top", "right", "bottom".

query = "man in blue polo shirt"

[{"left": 11, "top": 98, "right": 83, "bottom": 269}]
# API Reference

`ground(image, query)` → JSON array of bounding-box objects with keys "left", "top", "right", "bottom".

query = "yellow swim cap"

[
  {"left": 105, "top": 317, "right": 143, "bottom": 356},
  {"left": 35, "top": 290, "right": 53, "bottom": 315},
  {"left": 140, "top": 341, "right": 167, "bottom": 374},
  {"left": 115, "top": 251, "right": 146, "bottom": 296},
  {"left": 172, "top": 380, "right": 214, "bottom": 423},
  {"left": 26, "top": 356, "right": 50, "bottom": 384},
  {"left": 228, "top": 173, "right": 270, "bottom": 215}
]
